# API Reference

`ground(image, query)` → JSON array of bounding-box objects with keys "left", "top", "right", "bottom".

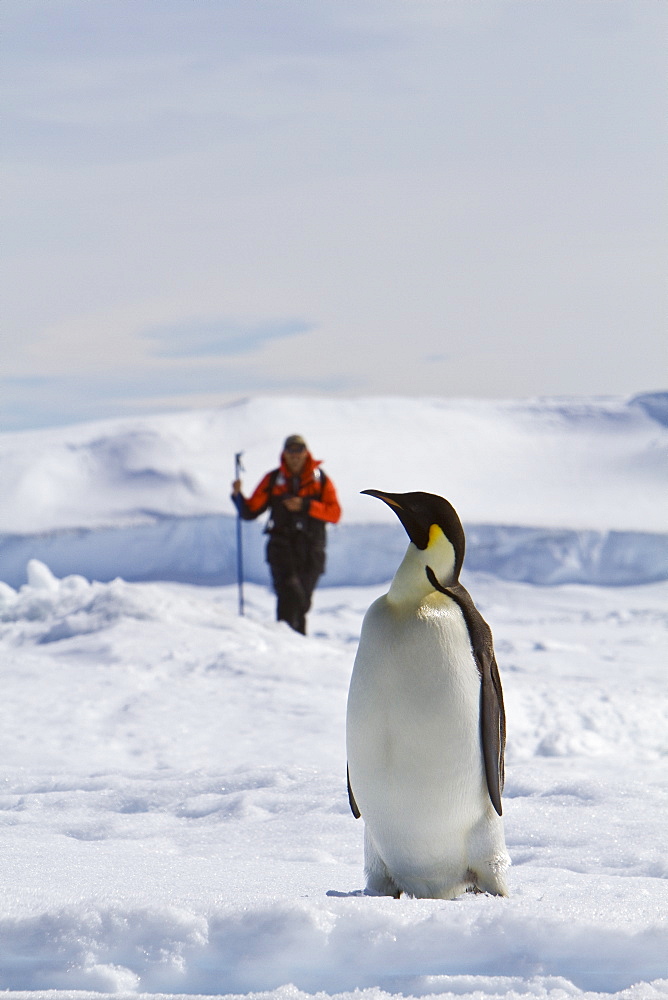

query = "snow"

[
  {"left": 0, "top": 394, "right": 667, "bottom": 999},
  {"left": 1, "top": 394, "right": 667, "bottom": 589}
]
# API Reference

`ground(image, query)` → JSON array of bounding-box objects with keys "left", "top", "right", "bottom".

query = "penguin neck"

[{"left": 387, "top": 535, "right": 457, "bottom": 608}]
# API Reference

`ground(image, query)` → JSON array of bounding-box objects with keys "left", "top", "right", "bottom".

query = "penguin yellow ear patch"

[{"left": 427, "top": 524, "right": 446, "bottom": 548}]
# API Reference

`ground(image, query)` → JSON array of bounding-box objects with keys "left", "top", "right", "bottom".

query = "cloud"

[
  {"left": 2, "top": 1, "right": 666, "bottom": 433},
  {"left": 141, "top": 318, "right": 315, "bottom": 360}
]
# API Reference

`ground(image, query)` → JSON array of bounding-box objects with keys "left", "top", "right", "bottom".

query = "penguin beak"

[
  {"left": 361, "top": 489, "right": 430, "bottom": 550},
  {"left": 361, "top": 489, "right": 403, "bottom": 509}
]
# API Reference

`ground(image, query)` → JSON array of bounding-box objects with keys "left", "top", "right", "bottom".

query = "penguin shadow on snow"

[{"left": 343, "top": 490, "right": 510, "bottom": 901}]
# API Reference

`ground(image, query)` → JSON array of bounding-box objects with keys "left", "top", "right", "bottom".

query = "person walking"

[{"left": 231, "top": 435, "right": 341, "bottom": 634}]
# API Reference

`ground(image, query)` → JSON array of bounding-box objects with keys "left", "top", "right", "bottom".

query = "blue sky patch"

[{"left": 142, "top": 318, "right": 315, "bottom": 360}]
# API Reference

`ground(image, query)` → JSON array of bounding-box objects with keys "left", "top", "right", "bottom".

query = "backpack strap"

[
  {"left": 267, "top": 467, "right": 281, "bottom": 496},
  {"left": 263, "top": 469, "right": 282, "bottom": 534},
  {"left": 312, "top": 467, "right": 327, "bottom": 498},
  {"left": 267, "top": 466, "right": 327, "bottom": 500}
]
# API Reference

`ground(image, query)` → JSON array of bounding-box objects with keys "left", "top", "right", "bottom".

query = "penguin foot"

[
  {"left": 364, "top": 871, "right": 402, "bottom": 898},
  {"left": 364, "top": 885, "right": 402, "bottom": 899},
  {"left": 463, "top": 867, "right": 509, "bottom": 897},
  {"left": 363, "top": 829, "right": 402, "bottom": 897}
]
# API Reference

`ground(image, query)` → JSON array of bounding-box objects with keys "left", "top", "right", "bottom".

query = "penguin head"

[{"left": 362, "top": 490, "right": 465, "bottom": 591}]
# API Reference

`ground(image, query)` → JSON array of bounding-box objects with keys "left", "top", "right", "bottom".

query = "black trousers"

[
  {"left": 269, "top": 561, "right": 321, "bottom": 635},
  {"left": 266, "top": 531, "right": 324, "bottom": 635}
]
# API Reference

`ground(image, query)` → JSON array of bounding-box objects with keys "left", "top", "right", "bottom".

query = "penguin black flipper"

[
  {"left": 347, "top": 763, "right": 361, "bottom": 818},
  {"left": 425, "top": 567, "right": 506, "bottom": 816}
]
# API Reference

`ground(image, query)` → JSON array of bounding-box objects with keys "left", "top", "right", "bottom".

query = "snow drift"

[
  {"left": 1, "top": 394, "right": 667, "bottom": 997},
  {"left": 0, "top": 562, "right": 666, "bottom": 997},
  {"left": 0, "top": 393, "right": 666, "bottom": 589}
]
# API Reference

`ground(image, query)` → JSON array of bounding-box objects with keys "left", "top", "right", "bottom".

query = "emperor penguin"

[{"left": 346, "top": 490, "right": 510, "bottom": 899}]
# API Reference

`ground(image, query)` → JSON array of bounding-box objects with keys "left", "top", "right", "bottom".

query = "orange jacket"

[{"left": 236, "top": 452, "right": 341, "bottom": 525}]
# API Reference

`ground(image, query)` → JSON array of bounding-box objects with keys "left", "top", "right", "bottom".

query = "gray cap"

[{"left": 283, "top": 434, "right": 307, "bottom": 450}]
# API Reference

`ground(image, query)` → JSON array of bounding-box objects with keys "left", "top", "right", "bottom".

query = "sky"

[{"left": 2, "top": 0, "right": 667, "bottom": 432}]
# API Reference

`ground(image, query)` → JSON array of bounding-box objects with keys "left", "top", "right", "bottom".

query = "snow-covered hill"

[
  {"left": 1, "top": 393, "right": 666, "bottom": 588},
  {"left": 1, "top": 394, "right": 667, "bottom": 998}
]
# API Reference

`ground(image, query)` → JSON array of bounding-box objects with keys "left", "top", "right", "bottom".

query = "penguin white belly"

[{"left": 347, "top": 592, "right": 508, "bottom": 899}]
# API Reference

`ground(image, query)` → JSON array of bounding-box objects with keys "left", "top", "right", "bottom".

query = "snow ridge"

[
  {"left": 1, "top": 393, "right": 665, "bottom": 590},
  {"left": 2, "top": 515, "right": 667, "bottom": 590}
]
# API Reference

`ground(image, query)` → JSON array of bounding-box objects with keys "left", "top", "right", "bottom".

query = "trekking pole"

[{"left": 234, "top": 451, "right": 245, "bottom": 616}]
